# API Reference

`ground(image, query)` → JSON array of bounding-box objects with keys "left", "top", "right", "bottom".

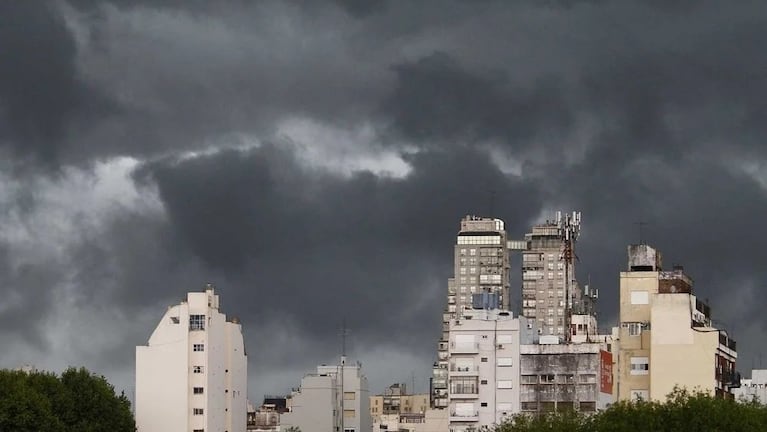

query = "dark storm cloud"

[
  {"left": 139, "top": 142, "right": 543, "bottom": 363},
  {"left": 1, "top": 0, "right": 767, "bottom": 398},
  {"left": 383, "top": 52, "right": 571, "bottom": 147},
  {"left": 0, "top": 1, "right": 112, "bottom": 165}
]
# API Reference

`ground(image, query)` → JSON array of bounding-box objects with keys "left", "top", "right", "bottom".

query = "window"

[
  {"left": 193, "top": 408, "right": 204, "bottom": 415},
  {"left": 480, "top": 357, "right": 488, "bottom": 362},
  {"left": 193, "top": 366, "right": 204, "bottom": 373},
  {"left": 170, "top": 316, "right": 180, "bottom": 324},
  {"left": 630, "top": 357, "right": 649, "bottom": 375},
  {"left": 480, "top": 379, "right": 488, "bottom": 385},
  {"left": 193, "top": 429, "right": 204, "bottom": 432},
  {"left": 193, "top": 344, "right": 204, "bottom": 352},
  {"left": 470, "top": 248, "right": 476, "bottom": 255},
  {"left": 193, "top": 387, "right": 204, "bottom": 394},
  {"left": 497, "top": 357, "right": 512, "bottom": 367},
  {"left": 521, "top": 375, "right": 537, "bottom": 384},
  {"left": 480, "top": 402, "right": 488, "bottom": 407},
  {"left": 450, "top": 377, "right": 478, "bottom": 394},
  {"left": 627, "top": 322, "right": 642, "bottom": 336},
  {"left": 343, "top": 409, "right": 355, "bottom": 418},
  {"left": 497, "top": 380, "right": 512, "bottom": 389},
  {"left": 189, "top": 314, "right": 205, "bottom": 331},
  {"left": 344, "top": 392, "right": 356, "bottom": 400}
]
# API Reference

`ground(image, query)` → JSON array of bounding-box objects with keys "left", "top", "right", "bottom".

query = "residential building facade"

[
  {"left": 370, "top": 383, "right": 429, "bottom": 421},
  {"left": 519, "top": 340, "right": 614, "bottom": 414},
  {"left": 616, "top": 244, "right": 739, "bottom": 401},
  {"left": 732, "top": 369, "right": 767, "bottom": 403},
  {"left": 136, "top": 284, "right": 247, "bottom": 432},
  {"left": 446, "top": 307, "right": 533, "bottom": 431},
  {"left": 281, "top": 363, "right": 372, "bottom": 432}
]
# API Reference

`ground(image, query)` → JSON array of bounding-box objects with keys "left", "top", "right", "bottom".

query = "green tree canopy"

[
  {"left": 494, "top": 389, "right": 767, "bottom": 432},
  {"left": 0, "top": 367, "right": 134, "bottom": 432}
]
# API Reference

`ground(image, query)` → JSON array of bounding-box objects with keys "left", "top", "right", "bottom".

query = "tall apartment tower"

[
  {"left": 521, "top": 212, "right": 595, "bottom": 340},
  {"left": 433, "top": 216, "right": 510, "bottom": 409},
  {"left": 136, "top": 285, "right": 247, "bottom": 432}
]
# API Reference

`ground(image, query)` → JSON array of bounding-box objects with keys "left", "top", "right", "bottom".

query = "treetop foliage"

[
  {"left": 0, "top": 367, "right": 135, "bottom": 432},
  {"left": 494, "top": 389, "right": 767, "bottom": 432}
]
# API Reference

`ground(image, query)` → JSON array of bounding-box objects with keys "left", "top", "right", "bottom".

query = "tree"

[
  {"left": 0, "top": 368, "right": 134, "bottom": 432},
  {"left": 494, "top": 389, "right": 767, "bottom": 432}
]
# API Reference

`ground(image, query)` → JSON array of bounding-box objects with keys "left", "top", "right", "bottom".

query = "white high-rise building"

[{"left": 136, "top": 285, "right": 247, "bottom": 432}]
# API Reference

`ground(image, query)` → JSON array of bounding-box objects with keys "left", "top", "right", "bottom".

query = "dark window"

[
  {"left": 189, "top": 314, "right": 205, "bottom": 331},
  {"left": 193, "top": 387, "right": 204, "bottom": 394}
]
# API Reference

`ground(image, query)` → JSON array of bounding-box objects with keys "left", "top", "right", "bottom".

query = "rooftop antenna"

[
  {"left": 634, "top": 221, "right": 649, "bottom": 245},
  {"left": 559, "top": 211, "right": 581, "bottom": 344},
  {"left": 339, "top": 320, "right": 350, "bottom": 432}
]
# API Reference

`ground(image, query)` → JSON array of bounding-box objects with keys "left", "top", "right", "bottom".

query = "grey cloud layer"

[{"left": 0, "top": 0, "right": 766, "bottom": 398}]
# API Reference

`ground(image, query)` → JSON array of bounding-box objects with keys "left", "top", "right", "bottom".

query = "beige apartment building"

[
  {"left": 370, "top": 383, "right": 429, "bottom": 420},
  {"left": 616, "top": 244, "right": 738, "bottom": 401}
]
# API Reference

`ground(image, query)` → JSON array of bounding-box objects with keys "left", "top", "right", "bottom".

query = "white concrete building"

[
  {"left": 733, "top": 369, "right": 767, "bottom": 403},
  {"left": 136, "top": 285, "right": 247, "bottom": 432},
  {"left": 281, "top": 362, "right": 372, "bottom": 432},
  {"left": 447, "top": 308, "right": 534, "bottom": 431}
]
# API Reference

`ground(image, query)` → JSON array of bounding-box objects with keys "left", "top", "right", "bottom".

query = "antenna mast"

[{"left": 558, "top": 211, "right": 581, "bottom": 344}]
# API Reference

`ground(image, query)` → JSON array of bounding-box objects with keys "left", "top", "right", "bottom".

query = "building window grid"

[{"left": 189, "top": 314, "right": 206, "bottom": 331}]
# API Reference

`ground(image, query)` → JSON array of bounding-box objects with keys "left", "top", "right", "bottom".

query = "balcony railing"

[
  {"left": 450, "top": 342, "right": 479, "bottom": 353},
  {"left": 449, "top": 411, "right": 479, "bottom": 422},
  {"left": 450, "top": 365, "right": 479, "bottom": 373}
]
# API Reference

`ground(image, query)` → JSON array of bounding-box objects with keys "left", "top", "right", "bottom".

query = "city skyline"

[{"left": 1, "top": 0, "right": 766, "bottom": 405}]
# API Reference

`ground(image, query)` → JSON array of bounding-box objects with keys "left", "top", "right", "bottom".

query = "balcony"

[
  {"left": 450, "top": 342, "right": 479, "bottom": 354},
  {"left": 449, "top": 411, "right": 479, "bottom": 422},
  {"left": 449, "top": 385, "right": 479, "bottom": 399},
  {"left": 449, "top": 392, "right": 479, "bottom": 399},
  {"left": 450, "top": 365, "right": 479, "bottom": 376}
]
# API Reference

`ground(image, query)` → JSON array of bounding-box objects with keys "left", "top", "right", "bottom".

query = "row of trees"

[
  {"left": 0, "top": 367, "right": 134, "bottom": 432},
  {"left": 494, "top": 389, "right": 767, "bottom": 432}
]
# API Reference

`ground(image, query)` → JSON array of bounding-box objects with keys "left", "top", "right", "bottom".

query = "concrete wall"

[
  {"left": 617, "top": 271, "right": 657, "bottom": 401},
  {"left": 136, "top": 304, "right": 189, "bottom": 432},
  {"left": 650, "top": 294, "right": 718, "bottom": 401},
  {"left": 734, "top": 370, "right": 767, "bottom": 403},
  {"left": 281, "top": 374, "right": 337, "bottom": 432}
]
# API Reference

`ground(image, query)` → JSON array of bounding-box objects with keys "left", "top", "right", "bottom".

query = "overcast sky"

[{"left": 2, "top": 0, "right": 767, "bottom": 402}]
